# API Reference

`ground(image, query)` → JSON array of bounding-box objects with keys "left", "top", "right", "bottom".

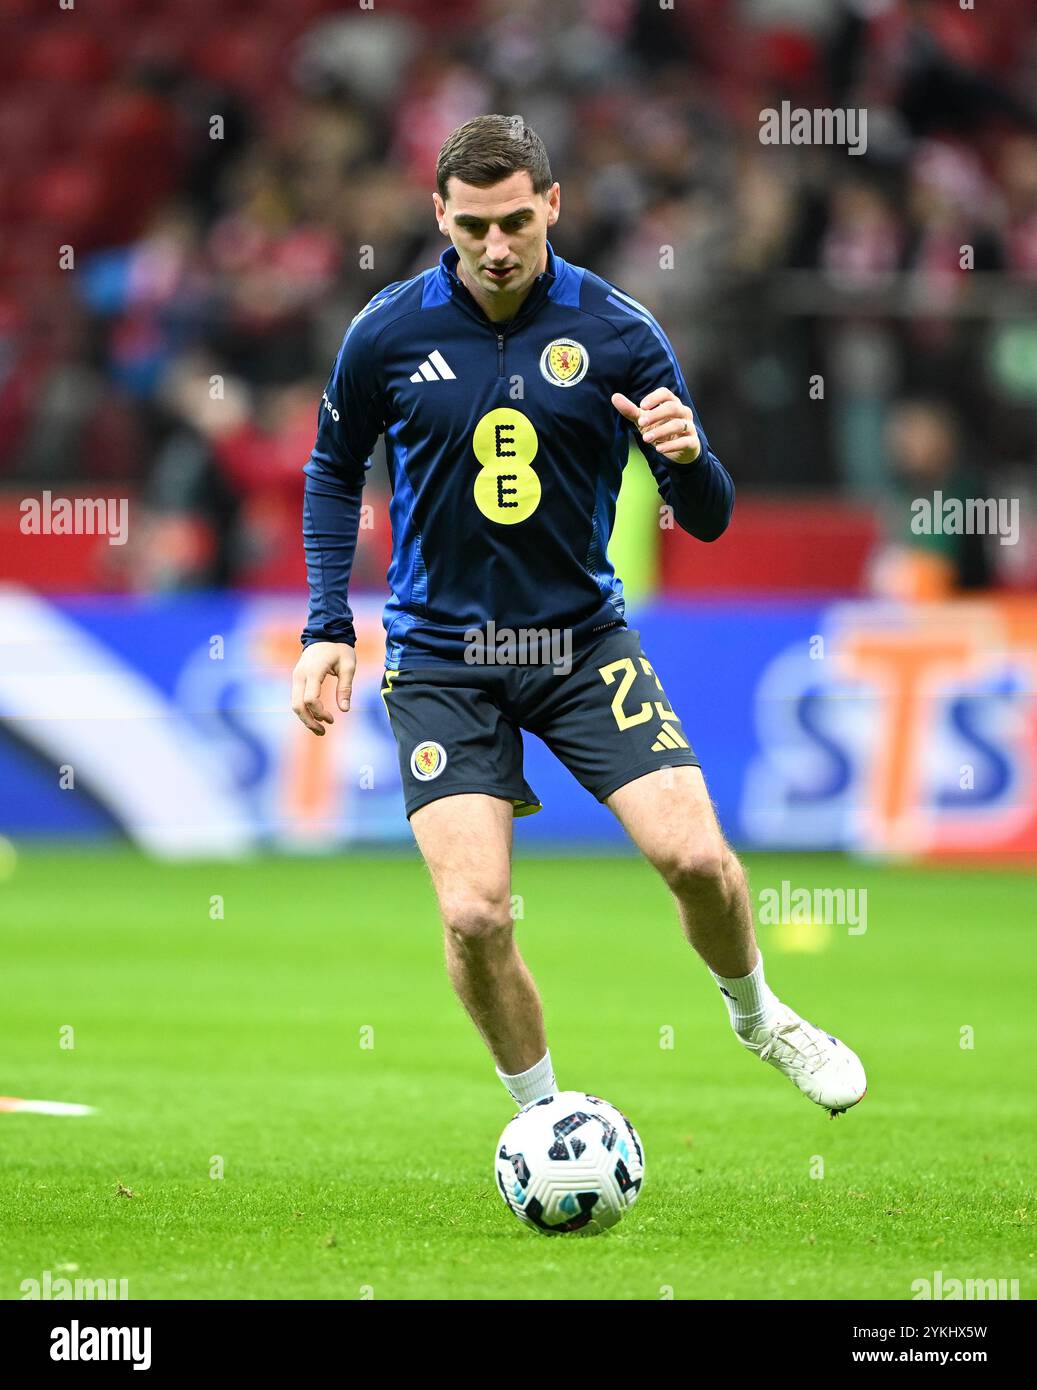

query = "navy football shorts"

[{"left": 379, "top": 627, "right": 700, "bottom": 819}]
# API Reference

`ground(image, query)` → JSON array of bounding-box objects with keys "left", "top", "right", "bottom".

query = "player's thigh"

[
  {"left": 410, "top": 793, "right": 515, "bottom": 935},
  {"left": 606, "top": 765, "right": 731, "bottom": 887}
]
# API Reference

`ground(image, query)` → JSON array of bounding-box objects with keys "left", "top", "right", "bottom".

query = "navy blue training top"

[{"left": 301, "top": 240, "right": 734, "bottom": 667}]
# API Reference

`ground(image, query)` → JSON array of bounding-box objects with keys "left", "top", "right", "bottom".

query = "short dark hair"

[{"left": 436, "top": 114, "right": 552, "bottom": 202}]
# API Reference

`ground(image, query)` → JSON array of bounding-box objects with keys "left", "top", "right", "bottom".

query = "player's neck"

[{"left": 456, "top": 246, "right": 549, "bottom": 325}]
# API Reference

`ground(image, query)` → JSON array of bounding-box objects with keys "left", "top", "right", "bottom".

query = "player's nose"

[{"left": 485, "top": 228, "right": 511, "bottom": 261}]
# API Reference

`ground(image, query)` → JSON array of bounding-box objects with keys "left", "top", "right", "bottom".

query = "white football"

[{"left": 494, "top": 1090, "right": 645, "bottom": 1236}]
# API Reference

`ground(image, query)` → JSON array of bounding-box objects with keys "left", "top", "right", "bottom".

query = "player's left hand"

[{"left": 611, "top": 388, "right": 701, "bottom": 464}]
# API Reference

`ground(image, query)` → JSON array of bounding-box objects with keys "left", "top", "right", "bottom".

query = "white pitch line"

[{"left": 0, "top": 1097, "right": 98, "bottom": 1116}]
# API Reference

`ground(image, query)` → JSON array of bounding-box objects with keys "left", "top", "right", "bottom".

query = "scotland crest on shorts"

[
  {"left": 539, "top": 338, "right": 588, "bottom": 387},
  {"left": 411, "top": 741, "right": 447, "bottom": 781}
]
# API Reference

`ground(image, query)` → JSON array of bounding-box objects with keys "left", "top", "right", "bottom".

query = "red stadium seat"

[
  {"left": 190, "top": 21, "right": 294, "bottom": 101},
  {"left": 0, "top": 223, "right": 73, "bottom": 282},
  {"left": 19, "top": 25, "right": 112, "bottom": 86},
  {"left": 0, "top": 88, "right": 46, "bottom": 164},
  {"left": 22, "top": 165, "right": 106, "bottom": 245},
  {"left": 252, "top": 0, "right": 342, "bottom": 24},
  {"left": 120, "top": 18, "right": 192, "bottom": 71},
  {"left": 81, "top": 0, "right": 148, "bottom": 18},
  {"left": 0, "top": 0, "right": 41, "bottom": 21},
  {"left": 0, "top": 85, "right": 80, "bottom": 168}
]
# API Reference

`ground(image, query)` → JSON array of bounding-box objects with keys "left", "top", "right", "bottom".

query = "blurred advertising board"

[{"left": 0, "top": 589, "right": 1033, "bottom": 860}]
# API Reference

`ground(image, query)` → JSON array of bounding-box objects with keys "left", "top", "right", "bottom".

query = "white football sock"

[
  {"left": 497, "top": 1049, "right": 557, "bottom": 1106},
  {"left": 710, "top": 952, "right": 781, "bottom": 1037}
]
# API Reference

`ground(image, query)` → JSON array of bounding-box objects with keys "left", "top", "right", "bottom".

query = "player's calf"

[
  {"left": 437, "top": 893, "right": 551, "bottom": 1095},
  {"left": 662, "top": 839, "right": 758, "bottom": 981}
]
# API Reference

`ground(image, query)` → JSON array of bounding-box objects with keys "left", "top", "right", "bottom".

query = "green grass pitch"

[{"left": 0, "top": 846, "right": 1033, "bottom": 1300}]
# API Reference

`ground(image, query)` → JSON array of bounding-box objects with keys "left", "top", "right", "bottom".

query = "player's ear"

[
  {"left": 545, "top": 182, "right": 560, "bottom": 226},
  {"left": 432, "top": 192, "right": 448, "bottom": 235}
]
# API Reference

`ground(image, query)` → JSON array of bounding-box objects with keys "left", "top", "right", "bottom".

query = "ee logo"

[{"left": 472, "top": 408, "right": 541, "bottom": 524}]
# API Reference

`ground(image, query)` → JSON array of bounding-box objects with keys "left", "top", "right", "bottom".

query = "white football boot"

[{"left": 739, "top": 1003, "right": 867, "bottom": 1115}]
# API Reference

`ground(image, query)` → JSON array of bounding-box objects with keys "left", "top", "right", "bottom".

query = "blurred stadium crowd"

[{"left": 1, "top": 0, "right": 1036, "bottom": 594}]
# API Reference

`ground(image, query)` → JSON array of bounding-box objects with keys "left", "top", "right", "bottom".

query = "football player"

[{"left": 292, "top": 115, "right": 866, "bottom": 1118}]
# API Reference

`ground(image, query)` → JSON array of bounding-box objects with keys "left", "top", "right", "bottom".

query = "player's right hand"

[{"left": 291, "top": 641, "right": 356, "bottom": 736}]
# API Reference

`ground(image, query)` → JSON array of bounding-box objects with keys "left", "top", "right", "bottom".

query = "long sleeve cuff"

[
  {"left": 300, "top": 458, "right": 365, "bottom": 647},
  {"left": 655, "top": 444, "right": 734, "bottom": 542}
]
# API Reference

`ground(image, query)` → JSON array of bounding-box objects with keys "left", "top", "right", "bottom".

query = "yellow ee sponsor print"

[{"left": 472, "top": 407, "right": 541, "bottom": 524}]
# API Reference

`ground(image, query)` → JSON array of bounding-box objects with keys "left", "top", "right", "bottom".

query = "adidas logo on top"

[{"left": 410, "top": 350, "right": 456, "bottom": 383}]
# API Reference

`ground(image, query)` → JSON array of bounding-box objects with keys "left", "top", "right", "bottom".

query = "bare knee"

[
  {"left": 441, "top": 891, "right": 514, "bottom": 946},
  {"left": 658, "top": 836, "right": 738, "bottom": 903}
]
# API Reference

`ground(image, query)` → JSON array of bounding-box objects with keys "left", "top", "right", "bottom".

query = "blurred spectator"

[
  {"left": 869, "top": 397, "right": 993, "bottom": 599},
  {"left": 1, "top": 0, "right": 1035, "bottom": 592},
  {"left": 140, "top": 356, "right": 247, "bottom": 591}
]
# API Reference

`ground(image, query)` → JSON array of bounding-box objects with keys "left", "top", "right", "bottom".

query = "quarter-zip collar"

[{"left": 438, "top": 241, "right": 558, "bottom": 333}]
